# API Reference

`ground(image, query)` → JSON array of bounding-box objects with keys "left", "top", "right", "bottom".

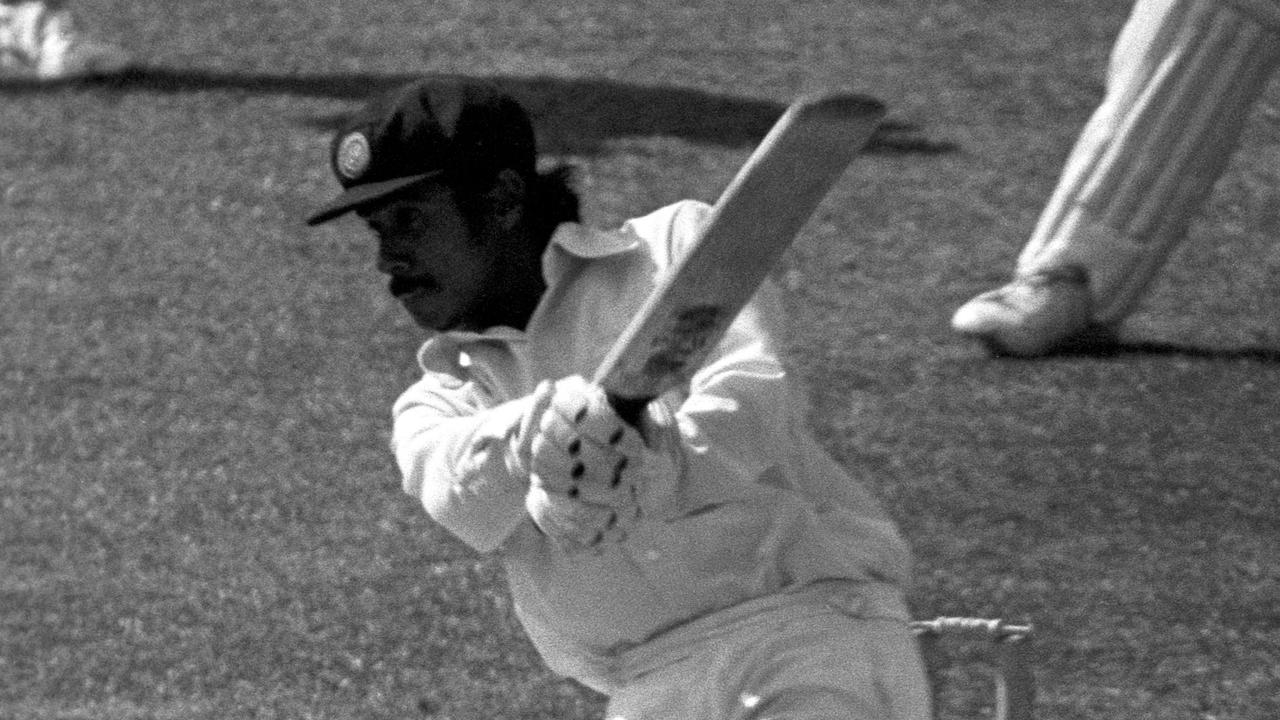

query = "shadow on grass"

[
  {"left": 988, "top": 338, "right": 1280, "bottom": 363},
  {"left": 965, "top": 323, "right": 1280, "bottom": 362},
  {"left": 0, "top": 67, "right": 958, "bottom": 156},
  {"left": 1083, "top": 341, "right": 1280, "bottom": 363}
]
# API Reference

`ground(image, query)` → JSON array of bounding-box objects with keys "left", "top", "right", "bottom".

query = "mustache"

[{"left": 388, "top": 274, "right": 439, "bottom": 297}]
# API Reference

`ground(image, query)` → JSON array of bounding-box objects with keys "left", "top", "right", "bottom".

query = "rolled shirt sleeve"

[{"left": 391, "top": 370, "right": 540, "bottom": 554}]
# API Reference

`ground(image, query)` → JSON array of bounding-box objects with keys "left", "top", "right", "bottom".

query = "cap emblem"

[{"left": 336, "top": 132, "right": 372, "bottom": 180}]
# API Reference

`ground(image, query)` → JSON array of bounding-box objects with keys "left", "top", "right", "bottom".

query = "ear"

[{"left": 487, "top": 168, "right": 527, "bottom": 231}]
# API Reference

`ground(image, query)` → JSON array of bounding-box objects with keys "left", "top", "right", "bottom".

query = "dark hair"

[
  {"left": 524, "top": 164, "right": 581, "bottom": 237},
  {"left": 449, "top": 163, "right": 580, "bottom": 248}
]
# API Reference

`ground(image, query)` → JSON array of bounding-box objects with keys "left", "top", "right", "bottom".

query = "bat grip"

[{"left": 606, "top": 393, "right": 651, "bottom": 429}]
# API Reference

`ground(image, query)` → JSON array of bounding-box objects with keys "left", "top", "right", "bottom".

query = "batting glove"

[{"left": 524, "top": 375, "right": 646, "bottom": 552}]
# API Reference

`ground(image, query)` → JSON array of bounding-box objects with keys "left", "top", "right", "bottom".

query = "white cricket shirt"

[{"left": 389, "top": 200, "right": 912, "bottom": 691}]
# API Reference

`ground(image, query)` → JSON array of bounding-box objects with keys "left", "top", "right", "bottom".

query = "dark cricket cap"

[{"left": 306, "top": 77, "right": 537, "bottom": 226}]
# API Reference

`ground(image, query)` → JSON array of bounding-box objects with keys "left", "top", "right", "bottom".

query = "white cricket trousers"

[
  {"left": 602, "top": 581, "right": 931, "bottom": 720},
  {"left": 1016, "top": 0, "right": 1280, "bottom": 323}
]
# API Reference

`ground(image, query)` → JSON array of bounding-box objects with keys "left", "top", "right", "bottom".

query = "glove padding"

[{"left": 525, "top": 375, "right": 647, "bottom": 552}]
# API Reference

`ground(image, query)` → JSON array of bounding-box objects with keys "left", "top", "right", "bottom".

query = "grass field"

[{"left": 3, "top": 1, "right": 1279, "bottom": 718}]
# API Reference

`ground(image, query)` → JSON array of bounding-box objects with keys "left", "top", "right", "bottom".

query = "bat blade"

[{"left": 593, "top": 93, "right": 885, "bottom": 418}]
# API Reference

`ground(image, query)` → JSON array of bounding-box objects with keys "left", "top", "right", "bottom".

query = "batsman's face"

[{"left": 360, "top": 184, "right": 500, "bottom": 332}]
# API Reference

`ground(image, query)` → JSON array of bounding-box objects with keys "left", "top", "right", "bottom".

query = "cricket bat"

[{"left": 593, "top": 92, "right": 886, "bottom": 422}]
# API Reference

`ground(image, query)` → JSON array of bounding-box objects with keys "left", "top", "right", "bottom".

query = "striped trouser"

[{"left": 1016, "top": 0, "right": 1280, "bottom": 323}]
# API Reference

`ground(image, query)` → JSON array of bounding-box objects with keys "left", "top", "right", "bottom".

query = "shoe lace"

[{"left": 1027, "top": 265, "right": 1089, "bottom": 288}]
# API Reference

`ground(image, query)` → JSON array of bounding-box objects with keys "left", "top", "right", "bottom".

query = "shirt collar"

[
  {"left": 545, "top": 219, "right": 639, "bottom": 261},
  {"left": 540, "top": 219, "right": 640, "bottom": 296}
]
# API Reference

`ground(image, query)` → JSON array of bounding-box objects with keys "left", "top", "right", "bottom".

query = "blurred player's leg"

[
  {"left": 952, "top": 0, "right": 1280, "bottom": 356},
  {"left": 0, "top": 0, "right": 131, "bottom": 81},
  {"left": 603, "top": 584, "right": 930, "bottom": 720}
]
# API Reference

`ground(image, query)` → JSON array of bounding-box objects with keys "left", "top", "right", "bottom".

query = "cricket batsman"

[
  {"left": 0, "top": 0, "right": 130, "bottom": 80},
  {"left": 306, "top": 77, "right": 932, "bottom": 719},
  {"left": 952, "top": 0, "right": 1280, "bottom": 356}
]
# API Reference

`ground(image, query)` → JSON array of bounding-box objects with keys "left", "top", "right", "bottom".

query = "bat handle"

[{"left": 606, "top": 393, "right": 652, "bottom": 429}]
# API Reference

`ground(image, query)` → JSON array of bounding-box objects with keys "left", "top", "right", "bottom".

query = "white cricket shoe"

[
  {"left": 951, "top": 266, "right": 1111, "bottom": 356},
  {"left": 0, "top": 1, "right": 131, "bottom": 81}
]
